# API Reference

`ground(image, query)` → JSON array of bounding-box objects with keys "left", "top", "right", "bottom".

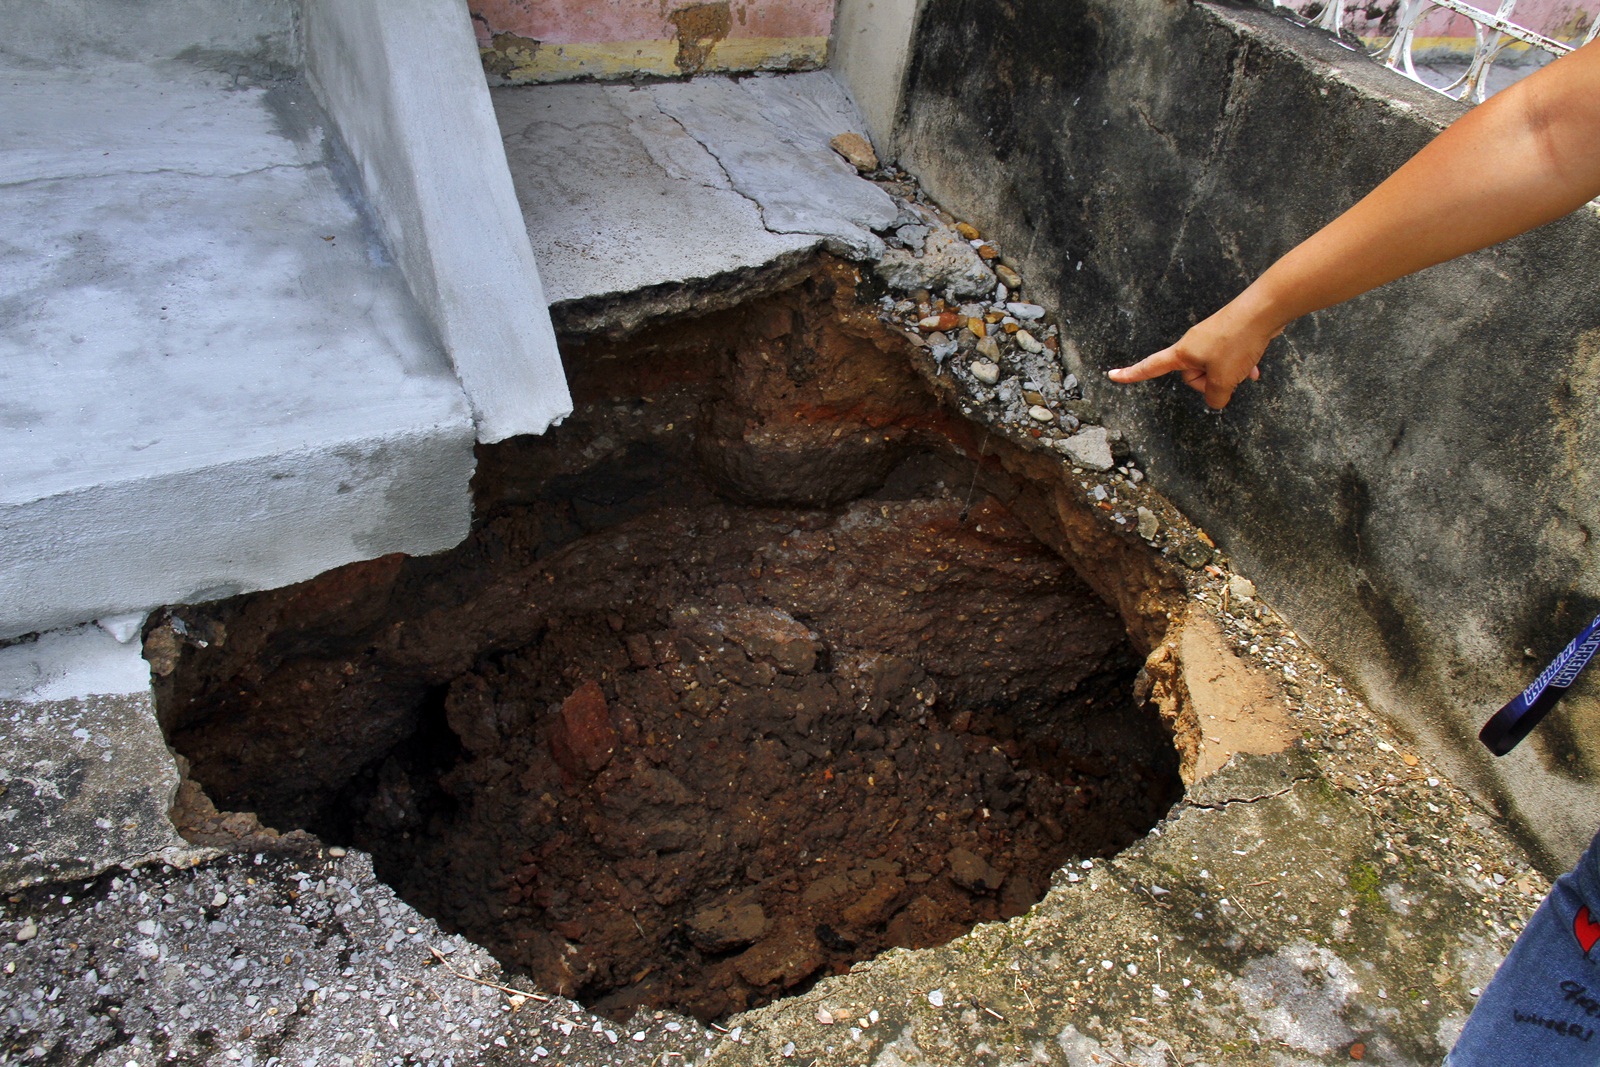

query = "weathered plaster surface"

[
  {"left": 0, "top": 626, "right": 191, "bottom": 891},
  {"left": 0, "top": 0, "right": 298, "bottom": 67},
  {"left": 496, "top": 71, "right": 895, "bottom": 335},
  {"left": 301, "top": 0, "right": 572, "bottom": 444},
  {"left": 471, "top": 0, "right": 834, "bottom": 82},
  {"left": 895, "top": 0, "right": 1600, "bottom": 869},
  {"left": 0, "top": 61, "right": 475, "bottom": 638}
]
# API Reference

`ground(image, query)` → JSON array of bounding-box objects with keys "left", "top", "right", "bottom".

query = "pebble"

[
  {"left": 920, "top": 312, "right": 961, "bottom": 331},
  {"left": 927, "top": 988, "right": 946, "bottom": 1007},
  {"left": 1005, "top": 302, "right": 1045, "bottom": 320},
  {"left": 816, "top": 1008, "right": 835, "bottom": 1025},
  {"left": 966, "top": 316, "right": 988, "bottom": 338},
  {"left": 956, "top": 222, "right": 981, "bottom": 241},
  {"left": 995, "top": 264, "right": 1022, "bottom": 290},
  {"left": 211, "top": 891, "right": 229, "bottom": 908},
  {"left": 976, "top": 336, "right": 1001, "bottom": 361},
  {"left": 326, "top": 846, "right": 347, "bottom": 858},
  {"left": 1176, "top": 541, "right": 1213, "bottom": 568},
  {"left": 16, "top": 921, "right": 37, "bottom": 942},
  {"left": 970, "top": 361, "right": 1001, "bottom": 385},
  {"left": 1028, "top": 405, "right": 1055, "bottom": 423},
  {"left": 1015, "top": 330, "right": 1043, "bottom": 354},
  {"left": 1136, "top": 507, "right": 1159, "bottom": 541},
  {"left": 1057, "top": 426, "right": 1114, "bottom": 471},
  {"left": 828, "top": 131, "right": 878, "bottom": 172},
  {"left": 1228, "top": 575, "right": 1256, "bottom": 600}
]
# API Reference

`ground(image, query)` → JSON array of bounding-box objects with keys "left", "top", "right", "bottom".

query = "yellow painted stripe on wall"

[
  {"left": 481, "top": 36, "right": 829, "bottom": 83},
  {"left": 1358, "top": 35, "right": 1562, "bottom": 54}
]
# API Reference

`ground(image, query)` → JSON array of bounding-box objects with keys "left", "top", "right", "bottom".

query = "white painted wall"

[
  {"left": 301, "top": 0, "right": 573, "bottom": 443},
  {"left": 829, "top": 0, "right": 922, "bottom": 159}
]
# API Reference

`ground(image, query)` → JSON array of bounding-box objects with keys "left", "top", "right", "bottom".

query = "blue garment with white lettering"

[{"left": 1448, "top": 828, "right": 1600, "bottom": 1064}]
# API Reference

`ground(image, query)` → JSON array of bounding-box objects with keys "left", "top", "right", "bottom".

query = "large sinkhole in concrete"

[{"left": 153, "top": 264, "right": 1184, "bottom": 1022}]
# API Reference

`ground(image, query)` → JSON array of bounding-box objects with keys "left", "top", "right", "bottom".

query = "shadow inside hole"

[{"left": 155, "top": 271, "right": 1185, "bottom": 1023}]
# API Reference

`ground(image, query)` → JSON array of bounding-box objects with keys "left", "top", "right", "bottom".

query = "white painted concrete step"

[{"left": 0, "top": 60, "right": 477, "bottom": 639}]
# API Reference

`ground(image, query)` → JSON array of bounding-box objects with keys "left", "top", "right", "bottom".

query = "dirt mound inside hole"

[{"left": 153, "top": 262, "right": 1184, "bottom": 1022}]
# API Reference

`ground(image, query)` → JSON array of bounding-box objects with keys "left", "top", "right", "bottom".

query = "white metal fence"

[{"left": 1277, "top": 0, "right": 1600, "bottom": 101}]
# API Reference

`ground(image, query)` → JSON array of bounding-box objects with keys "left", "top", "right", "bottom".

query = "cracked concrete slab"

[
  {"left": 648, "top": 72, "right": 898, "bottom": 258},
  {"left": 494, "top": 72, "right": 896, "bottom": 335},
  {"left": 0, "top": 60, "right": 476, "bottom": 638}
]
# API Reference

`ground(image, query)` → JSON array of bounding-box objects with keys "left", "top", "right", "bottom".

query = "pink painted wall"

[{"left": 470, "top": 0, "right": 836, "bottom": 48}]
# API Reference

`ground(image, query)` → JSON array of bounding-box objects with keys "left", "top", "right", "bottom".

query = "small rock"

[
  {"left": 548, "top": 679, "right": 618, "bottom": 776},
  {"left": 1028, "top": 405, "right": 1055, "bottom": 423},
  {"left": 976, "top": 244, "right": 999, "bottom": 261},
  {"left": 1006, "top": 302, "right": 1045, "bottom": 320},
  {"left": 1228, "top": 575, "right": 1256, "bottom": 600},
  {"left": 1022, "top": 389, "right": 1046, "bottom": 406},
  {"left": 1176, "top": 541, "right": 1213, "bottom": 569},
  {"left": 976, "top": 336, "right": 1001, "bottom": 361},
  {"left": 1136, "top": 507, "right": 1160, "bottom": 541},
  {"left": 970, "top": 361, "right": 1001, "bottom": 386},
  {"left": 16, "top": 921, "right": 37, "bottom": 943},
  {"left": 955, "top": 222, "right": 981, "bottom": 241},
  {"left": 895, "top": 224, "right": 930, "bottom": 251},
  {"left": 829, "top": 132, "right": 878, "bottom": 172},
  {"left": 927, "top": 988, "right": 946, "bottom": 1007},
  {"left": 946, "top": 847, "right": 1004, "bottom": 891},
  {"left": 874, "top": 228, "right": 996, "bottom": 299},
  {"left": 211, "top": 891, "right": 229, "bottom": 908},
  {"left": 326, "top": 846, "right": 347, "bottom": 858},
  {"left": 966, "top": 316, "right": 988, "bottom": 339},
  {"left": 1015, "top": 330, "right": 1044, "bottom": 354},
  {"left": 995, "top": 264, "right": 1022, "bottom": 289},
  {"left": 687, "top": 902, "right": 767, "bottom": 952},
  {"left": 1059, "top": 426, "right": 1114, "bottom": 471},
  {"left": 919, "top": 312, "right": 961, "bottom": 331},
  {"left": 816, "top": 1008, "right": 835, "bottom": 1025}
]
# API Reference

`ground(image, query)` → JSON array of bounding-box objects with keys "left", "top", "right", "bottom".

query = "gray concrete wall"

[
  {"left": 895, "top": 0, "right": 1600, "bottom": 869},
  {"left": 0, "top": 0, "right": 299, "bottom": 67},
  {"left": 301, "top": 0, "right": 572, "bottom": 443}
]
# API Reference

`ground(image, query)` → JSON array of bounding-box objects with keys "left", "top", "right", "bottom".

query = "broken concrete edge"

[
  {"left": 550, "top": 248, "right": 822, "bottom": 340},
  {"left": 0, "top": 421, "right": 477, "bottom": 641},
  {"left": 0, "top": 625, "right": 205, "bottom": 892},
  {"left": 301, "top": 0, "right": 573, "bottom": 444}
]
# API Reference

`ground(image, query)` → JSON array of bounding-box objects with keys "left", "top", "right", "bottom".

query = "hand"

[{"left": 1108, "top": 302, "right": 1277, "bottom": 410}]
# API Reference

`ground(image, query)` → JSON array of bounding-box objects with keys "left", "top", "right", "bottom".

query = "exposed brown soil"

[{"left": 152, "top": 261, "right": 1185, "bottom": 1022}]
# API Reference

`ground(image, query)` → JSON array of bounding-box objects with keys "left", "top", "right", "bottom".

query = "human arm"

[{"left": 1109, "top": 39, "right": 1600, "bottom": 409}]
